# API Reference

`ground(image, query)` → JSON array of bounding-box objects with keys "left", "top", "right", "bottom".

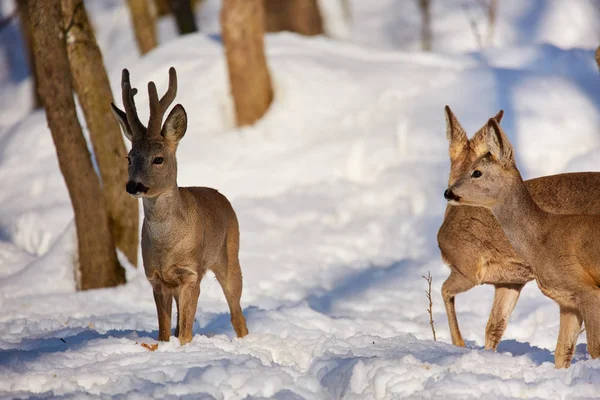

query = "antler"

[
  {"left": 121, "top": 69, "right": 146, "bottom": 138},
  {"left": 147, "top": 67, "right": 178, "bottom": 136}
]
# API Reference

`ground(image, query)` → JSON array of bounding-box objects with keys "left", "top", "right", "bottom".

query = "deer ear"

[
  {"left": 444, "top": 105, "right": 468, "bottom": 159},
  {"left": 486, "top": 118, "right": 514, "bottom": 164},
  {"left": 161, "top": 104, "right": 187, "bottom": 144},
  {"left": 493, "top": 109, "right": 504, "bottom": 123},
  {"left": 471, "top": 110, "right": 504, "bottom": 156},
  {"left": 111, "top": 103, "right": 133, "bottom": 142}
]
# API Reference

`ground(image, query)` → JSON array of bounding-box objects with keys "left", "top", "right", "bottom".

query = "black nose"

[
  {"left": 444, "top": 189, "right": 454, "bottom": 200},
  {"left": 126, "top": 181, "right": 138, "bottom": 195},
  {"left": 126, "top": 181, "right": 148, "bottom": 195}
]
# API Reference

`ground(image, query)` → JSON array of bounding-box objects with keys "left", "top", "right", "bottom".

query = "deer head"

[
  {"left": 111, "top": 67, "right": 187, "bottom": 198},
  {"left": 445, "top": 105, "right": 504, "bottom": 185},
  {"left": 444, "top": 118, "right": 519, "bottom": 208}
]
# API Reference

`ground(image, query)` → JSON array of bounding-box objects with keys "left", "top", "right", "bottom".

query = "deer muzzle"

[
  {"left": 126, "top": 181, "right": 149, "bottom": 197},
  {"left": 444, "top": 188, "right": 461, "bottom": 203}
]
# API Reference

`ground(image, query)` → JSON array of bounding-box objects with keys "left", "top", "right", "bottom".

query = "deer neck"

[
  {"left": 142, "top": 185, "right": 184, "bottom": 227},
  {"left": 490, "top": 172, "right": 551, "bottom": 268}
]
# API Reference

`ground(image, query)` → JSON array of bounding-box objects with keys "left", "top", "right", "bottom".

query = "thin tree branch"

[
  {"left": 459, "top": 0, "right": 483, "bottom": 50},
  {"left": 418, "top": 0, "right": 432, "bottom": 51}
]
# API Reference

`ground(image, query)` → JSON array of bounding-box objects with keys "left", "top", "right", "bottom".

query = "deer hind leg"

[
  {"left": 174, "top": 278, "right": 201, "bottom": 345},
  {"left": 211, "top": 223, "right": 248, "bottom": 339},
  {"left": 442, "top": 270, "right": 476, "bottom": 347},
  {"left": 485, "top": 283, "right": 524, "bottom": 351},
  {"left": 579, "top": 289, "right": 600, "bottom": 360},
  {"left": 554, "top": 306, "right": 583, "bottom": 369},
  {"left": 213, "top": 256, "right": 248, "bottom": 338},
  {"left": 153, "top": 284, "right": 173, "bottom": 342}
]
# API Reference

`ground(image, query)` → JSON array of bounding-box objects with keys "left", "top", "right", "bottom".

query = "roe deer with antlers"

[
  {"left": 445, "top": 117, "right": 600, "bottom": 368},
  {"left": 111, "top": 67, "right": 248, "bottom": 344},
  {"left": 439, "top": 107, "right": 600, "bottom": 352}
]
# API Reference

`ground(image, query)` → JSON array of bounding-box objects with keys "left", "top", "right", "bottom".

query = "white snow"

[{"left": 2, "top": 0, "right": 600, "bottom": 398}]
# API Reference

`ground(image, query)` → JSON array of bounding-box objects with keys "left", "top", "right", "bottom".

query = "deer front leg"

[
  {"left": 174, "top": 279, "right": 200, "bottom": 345},
  {"left": 442, "top": 270, "right": 476, "bottom": 347},
  {"left": 153, "top": 284, "right": 173, "bottom": 342},
  {"left": 485, "top": 283, "right": 524, "bottom": 350},
  {"left": 554, "top": 306, "right": 582, "bottom": 369}
]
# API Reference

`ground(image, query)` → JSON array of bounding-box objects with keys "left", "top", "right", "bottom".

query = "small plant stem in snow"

[{"left": 423, "top": 271, "right": 436, "bottom": 341}]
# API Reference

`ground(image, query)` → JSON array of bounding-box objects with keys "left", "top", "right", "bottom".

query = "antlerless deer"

[
  {"left": 445, "top": 113, "right": 600, "bottom": 368},
  {"left": 438, "top": 107, "right": 600, "bottom": 353},
  {"left": 111, "top": 67, "right": 248, "bottom": 344}
]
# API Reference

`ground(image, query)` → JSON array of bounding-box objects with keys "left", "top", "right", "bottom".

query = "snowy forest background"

[{"left": 2, "top": 0, "right": 600, "bottom": 398}]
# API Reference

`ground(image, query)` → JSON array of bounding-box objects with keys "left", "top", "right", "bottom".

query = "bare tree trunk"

[
  {"left": 192, "top": 0, "right": 203, "bottom": 10},
  {"left": 460, "top": 1, "right": 482, "bottom": 49},
  {"left": 155, "top": 0, "right": 203, "bottom": 16},
  {"left": 341, "top": 0, "right": 351, "bottom": 24},
  {"left": 419, "top": 0, "right": 432, "bottom": 51},
  {"left": 264, "top": 0, "right": 324, "bottom": 36},
  {"left": 487, "top": 0, "right": 497, "bottom": 46},
  {"left": 29, "top": 0, "right": 125, "bottom": 290},
  {"left": 62, "top": 0, "right": 139, "bottom": 267},
  {"left": 16, "top": 0, "right": 41, "bottom": 108},
  {"left": 170, "top": 0, "right": 198, "bottom": 34},
  {"left": 126, "top": 0, "right": 157, "bottom": 55},
  {"left": 221, "top": 0, "right": 273, "bottom": 127},
  {"left": 154, "top": 0, "right": 170, "bottom": 16}
]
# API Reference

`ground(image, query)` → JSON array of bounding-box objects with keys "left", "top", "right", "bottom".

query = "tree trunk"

[
  {"left": 487, "top": 0, "right": 497, "bottom": 47},
  {"left": 62, "top": 0, "right": 139, "bottom": 267},
  {"left": 221, "top": 0, "right": 273, "bottom": 127},
  {"left": 126, "top": 0, "right": 157, "bottom": 55},
  {"left": 170, "top": 0, "right": 198, "bottom": 34},
  {"left": 264, "top": 0, "right": 324, "bottom": 36},
  {"left": 154, "top": 0, "right": 170, "bottom": 16},
  {"left": 155, "top": 0, "right": 203, "bottom": 16},
  {"left": 16, "top": 0, "right": 41, "bottom": 108},
  {"left": 29, "top": 0, "right": 125, "bottom": 290},
  {"left": 419, "top": 0, "right": 432, "bottom": 51},
  {"left": 341, "top": 0, "right": 351, "bottom": 24},
  {"left": 595, "top": 46, "right": 600, "bottom": 73}
]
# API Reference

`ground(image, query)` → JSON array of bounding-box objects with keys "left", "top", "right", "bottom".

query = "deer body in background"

[
  {"left": 445, "top": 117, "right": 600, "bottom": 368},
  {"left": 439, "top": 107, "right": 600, "bottom": 352},
  {"left": 111, "top": 67, "right": 248, "bottom": 344}
]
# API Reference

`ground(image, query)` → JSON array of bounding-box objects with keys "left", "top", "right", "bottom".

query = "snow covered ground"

[{"left": 2, "top": 0, "right": 600, "bottom": 398}]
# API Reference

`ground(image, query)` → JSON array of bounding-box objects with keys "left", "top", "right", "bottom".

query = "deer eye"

[
  {"left": 153, "top": 157, "right": 164, "bottom": 165},
  {"left": 472, "top": 170, "right": 482, "bottom": 178},
  {"left": 126, "top": 156, "right": 131, "bottom": 166}
]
